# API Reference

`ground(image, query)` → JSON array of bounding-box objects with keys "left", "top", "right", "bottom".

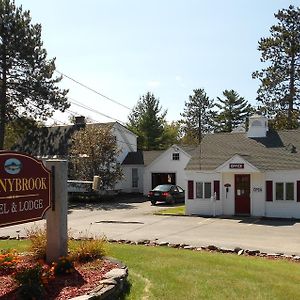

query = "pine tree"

[
  {"left": 127, "top": 92, "right": 167, "bottom": 150},
  {"left": 0, "top": 0, "right": 69, "bottom": 149},
  {"left": 252, "top": 5, "right": 300, "bottom": 129},
  {"left": 180, "top": 88, "right": 215, "bottom": 143},
  {"left": 215, "top": 90, "right": 253, "bottom": 132}
]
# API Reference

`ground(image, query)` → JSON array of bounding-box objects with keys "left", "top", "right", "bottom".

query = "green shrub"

[
  {"left": 26, "top": 226, "right": 47, "bottom": 259},
  {"left": 70, "top": 237, "right": 107, "bottom": 262},
  {"left": 53, "top": 256, "right": 74, "bottom": 275},
  {"left": 14, "top": 264, "right": 46, "bottom": 299}
]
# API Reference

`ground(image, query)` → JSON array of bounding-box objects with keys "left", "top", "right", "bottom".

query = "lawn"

[
  {"left": 1, "top": 240, "right": 300, "bottom": 300},
  {"left": 108, "top": 243, "right": 300, "bottom": 300},
  {"left": 155, "top": 205, "right": 185, "bottom": 215}
]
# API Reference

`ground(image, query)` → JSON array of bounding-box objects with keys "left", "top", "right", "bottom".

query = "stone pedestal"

[{"left": 45, "top": 160, "right": 68, "bottom": 263}]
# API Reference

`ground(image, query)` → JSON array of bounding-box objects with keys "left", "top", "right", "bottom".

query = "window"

[
  {"left": 178, "top": 186, "right": 184, "bottom": 193},
  {"left": 286, "top": 183, "right": 294, "bottom": 200},
  {"left": 132, "top": 168, "right": 138, "bottom": 188},
  {"left": 275, "top": 182, "right": 294, "bottom": 201},
  {"left": 276, "top": 183, "right": 284, "bottom": 200},
  {"left": 196, "top": 182, "right": 203, "bottom": 198},
  {"left": 205, "top": 182, "right": 212, "bottom": 198},
  {"left": 196, "top": 182, "right": 211, "bottom": 199},
  {"left": 172, "top": 153, "right": 180, "bottom": 160}
]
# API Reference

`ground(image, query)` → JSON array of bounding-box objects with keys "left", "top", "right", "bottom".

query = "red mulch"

[{"left": 0, "top": 256, "right": 117, "bottom": 300}]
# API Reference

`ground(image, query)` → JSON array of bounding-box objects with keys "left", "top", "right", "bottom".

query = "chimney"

[{"left": 74, "top": 116, "right": 85, "bottom": 125}]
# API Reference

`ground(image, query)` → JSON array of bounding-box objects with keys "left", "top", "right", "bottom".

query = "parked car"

[{"left": 148, "top": 184, "right": 185, "bottom": 205}]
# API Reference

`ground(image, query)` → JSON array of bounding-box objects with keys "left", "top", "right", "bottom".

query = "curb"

[{"left": 107, "top": 238, "right": 300, "bottom": 262}]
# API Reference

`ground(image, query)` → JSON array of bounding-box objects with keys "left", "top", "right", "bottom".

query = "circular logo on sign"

[{"left": 4, "top": 158, "right": 22, "bottom": 174}]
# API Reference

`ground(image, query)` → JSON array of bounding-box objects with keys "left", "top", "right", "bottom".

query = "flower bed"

[{"left": 0, "top": 254, "right": 118, "bottom": 299}]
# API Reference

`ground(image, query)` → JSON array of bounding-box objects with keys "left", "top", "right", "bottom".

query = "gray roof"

[
  {"left": 143, "top": 150, "right": 165, "bottom": 166},
  {"left": 186, "top": 129, "right": 300, "bottom": 171},
  {"left": 122, "top": 145, "right": 197, "bottom": 166},
  {"left": 12, "top": 122, "right": 114, "bottom": 157},
  {"left": 122, "top": 151, "right": 144, "bottom": 165}
]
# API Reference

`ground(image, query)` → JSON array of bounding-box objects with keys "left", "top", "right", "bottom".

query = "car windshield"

[{"left": 153, "top": 184, "right": 172, "bottom": 192}]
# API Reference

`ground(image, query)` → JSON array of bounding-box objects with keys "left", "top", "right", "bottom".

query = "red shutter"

[
  {"left": 188, "top": 180, "right": 194, "bottom": 199},
  {"left": 213, "top": 180, "right": 220, "bottom": 200},
  {"left": 266, "top": 181, "right": 273, "bottom": 202},
  {"left": 297, "top": 181, "right": 300, "bottom": 202}
]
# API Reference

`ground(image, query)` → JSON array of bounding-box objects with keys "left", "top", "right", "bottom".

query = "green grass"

[
  {"left": 1, "top": 240, "right": 300, "bottom": 300},
  {"left": 0, "top": 239, "right": 31, "bottom": 252},
  {"left": 108, "top": 243, "right": 300, "bottom": 300},
  {"left": 155, "top": 205, "right": 185, "bottom": 215}
]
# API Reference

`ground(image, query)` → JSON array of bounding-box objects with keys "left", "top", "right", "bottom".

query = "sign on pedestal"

[{"left": 0, "top": 151, "right": 51, "bottom": 227}]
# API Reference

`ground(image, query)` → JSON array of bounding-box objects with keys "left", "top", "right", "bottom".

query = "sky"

[{"left": 15, "top": 0, "right": 300, "bottom": 125}]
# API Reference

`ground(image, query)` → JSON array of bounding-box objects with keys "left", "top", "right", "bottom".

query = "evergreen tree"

[
  {"left": 0, "top": 0, "right": 69, "bottom": 149},
  {"left": 160, "top": 121, "right": 180, "bottom": 149},
  {"left": 127, "top": 92, "right": 167, "bottom": 150},
  {"left": 4, "top": 117, "right": 39, "bottom": 149},
  {"left": 252, "top": 5, "right": 300, "bottom": 129},
  {"left": 180, "top": 88, "right": 215, "bottom": 143},
  {"left": 215, "top": 90, "right": 253, "bottom": 132}
]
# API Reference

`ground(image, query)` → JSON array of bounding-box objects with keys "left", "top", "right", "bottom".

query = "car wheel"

[{"left": 151, "top": 200, "right": 156, "bottom": 205}]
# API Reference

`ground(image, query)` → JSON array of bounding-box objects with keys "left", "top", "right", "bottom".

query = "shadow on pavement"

[
  {"left": 236, "top": 216, "right": 299, "bottom": 226},
  {"left": 68, "top": 193, "right": 147, "bottom": 213},
  {"left": 191, "top": 215, "right": 299, "bottom": 227}
]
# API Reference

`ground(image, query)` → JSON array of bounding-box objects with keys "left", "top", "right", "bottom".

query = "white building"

[
  {"left": 121, "top": 145, "right": 196, "bottom": 195},
  {"left": 185, "top": 115, "right": 300, "bottom": 218}
]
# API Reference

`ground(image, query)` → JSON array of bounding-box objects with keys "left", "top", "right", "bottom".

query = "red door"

[{"left": 235, "top": 174, "right": 250, "bottom": 215}]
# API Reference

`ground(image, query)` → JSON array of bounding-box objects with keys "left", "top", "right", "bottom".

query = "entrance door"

[{"left": 235, "top": 174, "right": 250, "bottom": 215}]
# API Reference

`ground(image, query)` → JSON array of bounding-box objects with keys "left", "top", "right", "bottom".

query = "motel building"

[{"left": 185, "top": 115, "right": 300, "bottom": 219}]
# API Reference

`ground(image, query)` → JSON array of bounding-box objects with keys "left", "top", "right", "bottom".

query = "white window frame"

[
  {"left": 196, "top": 181, "right": 211, "bottom": 199},
  {"left": 172, "top": 153, "right": 180, "bottom": 161},
  {"left": 275, "top": 182, "right": 294, "bottom": 201}
]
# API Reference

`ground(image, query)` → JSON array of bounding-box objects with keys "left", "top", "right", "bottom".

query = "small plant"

[
  {"left": 0, "top": 249, "right": 19, "bottom": 273},
  {"left": 13, "top": 263, "right": 53, "bottom": 299},
  {"left": 26, "top": 225, "right": 47, "bottom": 259},
  {"left": 71, "top": 236, "right": 107, "bottom": 262},
  {"left": 52, "top": 256, "right": 74, "bottom": 275}
]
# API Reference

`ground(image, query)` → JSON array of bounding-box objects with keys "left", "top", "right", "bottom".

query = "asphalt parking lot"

[{"left": 1, "top": 195, "right": 300, "bottom": 255}]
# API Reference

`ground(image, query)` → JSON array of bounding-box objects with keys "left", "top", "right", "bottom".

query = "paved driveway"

[{"left": 1, "top": 196, "right": 300, "bottom": 255}]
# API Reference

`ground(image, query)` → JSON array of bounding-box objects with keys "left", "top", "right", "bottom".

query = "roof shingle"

[{"left": 186, "top": 129, "right": 300, "bottom": 171}]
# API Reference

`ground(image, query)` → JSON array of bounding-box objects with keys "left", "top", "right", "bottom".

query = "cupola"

[{"left": 247, "top": 114, "right": 268, "bottom": 138}]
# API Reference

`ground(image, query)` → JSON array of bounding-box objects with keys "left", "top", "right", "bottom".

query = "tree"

[
  {"left": 215, "top": 90, "right": 253, "bottom": 132},
  {"left": 160, "top": 121, "right": 180, "bottom": 149},
  {"left": 180, "top": 88, "right": 216, "bottom": 143},
  {"left": 4, "top": 117, "right": 39, "bottom": 149},
  {"left": 252, "top": 5, "right": 300, "bottom": 129},
  {"left": 127, "top": 92, "right": 167, "bottom": 150},
  {"left": 69, "top": 125, "right": 123, "bottom": 189},
  {"left": 0, "top": 0, "right": 69, "bottom": 149}
]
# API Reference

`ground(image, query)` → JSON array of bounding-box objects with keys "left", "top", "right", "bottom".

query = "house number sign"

[{"left": 0, "top": 151, "right": 52, "bottom": 227}]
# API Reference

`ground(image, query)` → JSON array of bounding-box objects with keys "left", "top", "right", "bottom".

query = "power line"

[
  {"left": 55, "top": 70, "right": 131, "bottom": 111},
  {"left": 68, "top": 97, "right": 125, "bottom": 124},
  {"left": 27, "top": 100, "right": 137, "bottom": 149}
]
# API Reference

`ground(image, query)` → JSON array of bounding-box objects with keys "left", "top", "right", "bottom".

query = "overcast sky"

[{"left": 15, "top": 0, "right": 300, "bottom": 125}]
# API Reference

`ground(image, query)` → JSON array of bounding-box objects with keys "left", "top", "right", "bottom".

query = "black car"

[{"left": 148, "top": 184, "right": 185, "bottom": 205}]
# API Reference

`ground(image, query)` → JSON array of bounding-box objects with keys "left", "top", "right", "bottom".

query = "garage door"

[{"left": 152, "top": 173, "right": 176, "bottom": 189}]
